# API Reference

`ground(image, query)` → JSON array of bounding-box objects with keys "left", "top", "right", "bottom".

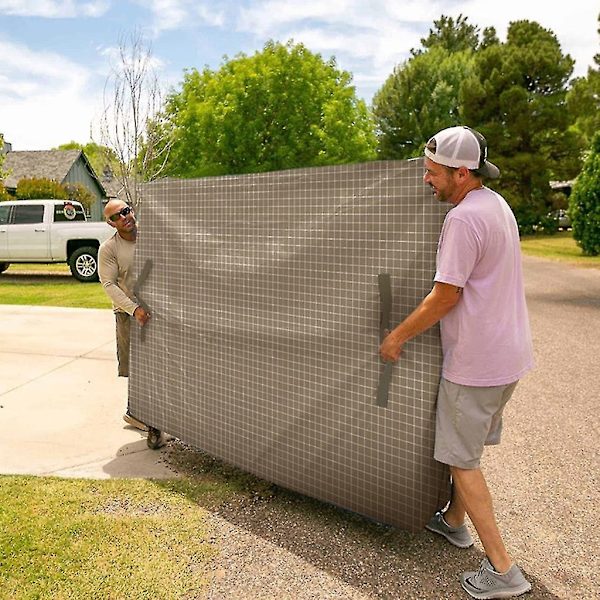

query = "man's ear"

[
  {"left": 106, "top": 219, "right": 116, "bottom": 229},
  {"left": 457, "top": 166, "right": 470, "bottom": 180}
]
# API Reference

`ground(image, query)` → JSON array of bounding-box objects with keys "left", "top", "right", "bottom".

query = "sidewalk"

[{"left": 0, "top": 304, "right": 176, "bottom": 479}]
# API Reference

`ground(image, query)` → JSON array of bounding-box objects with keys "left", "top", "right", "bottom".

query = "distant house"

[
  {"left": 550, "top": 180, "right": 576, "bottom": 198},
  {"left": 99, "top": 164, "right": 127, "bottom": 201},
  {"left": 2, "top": 149, "right": 108, "bottom": 221}
]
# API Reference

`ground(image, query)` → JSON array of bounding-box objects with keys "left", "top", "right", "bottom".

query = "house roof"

[
  {"left": 2, "top": 150, "right": 106, "bottom": 195},
  {"left": 550, "top": 180, "right": 576, "bottom": 190},
  {"left": 99, "top": 171, "right": 126, "bottom": 199}
]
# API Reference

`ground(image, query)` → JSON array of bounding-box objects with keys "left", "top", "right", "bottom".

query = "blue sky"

[{"left": 0, "top": 0, "right": 598, "bottom": 152}]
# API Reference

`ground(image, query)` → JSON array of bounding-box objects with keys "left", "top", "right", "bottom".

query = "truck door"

[
  {"left": 7, "top": 203, "right": 50, "bottom": 260},
  {"left": 0, "top": 204, "right": 10, "bottom": 259}
]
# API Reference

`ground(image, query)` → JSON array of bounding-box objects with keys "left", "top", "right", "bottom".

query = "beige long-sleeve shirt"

[{"left": 98, "top": 232, "right": 139, "bottom": 315}]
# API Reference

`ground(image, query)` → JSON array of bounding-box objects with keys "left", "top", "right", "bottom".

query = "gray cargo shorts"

[
  {"left": 434, "top": 377, "right": 519, "bottom": 469},
  {"left": 115, "top": 312, "right": 131, "bottom": 377}
]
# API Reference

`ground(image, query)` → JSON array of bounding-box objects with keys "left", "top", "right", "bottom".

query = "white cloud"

[
  {"left": 136, "top": 0, "right": 226, "bottom": 34},
  {"left": 0, "top": 37, "right": 89, "bottom": 91},
  {"left": 0, "top": 38, "right": 101, "bottom": 149},
  {"left": 99, "top": 43, "right": 166, "bottom": 73},
  {"left": 0, "top": 0, "right": 110, "bottom": 18},
  {"left": 195, "top": 3, "right": 225, "bottom": 28},
  {"left": 238, "top": 0, "right": 355, "bottom": 34},
  {"left": 282, "top": 23, "right": 421, "bottom": 67},
  {"left": 238, "top": 0, "right": 438, "bottom": 34},
  {"left": 145, "top": 0, "right": 188, "bottom": 32}
]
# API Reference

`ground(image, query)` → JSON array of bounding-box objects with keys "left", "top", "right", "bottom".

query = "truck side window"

[
  {"left": 0, "top": 205, "right": 9, "bottom": 225},
  {"left": 13, "top": 205, "right": 45, "bottom": 224}
]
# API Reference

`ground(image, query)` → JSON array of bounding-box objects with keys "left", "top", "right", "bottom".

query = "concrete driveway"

[{"left": 0, "top": 304, "right": 175, "bottom": 478}]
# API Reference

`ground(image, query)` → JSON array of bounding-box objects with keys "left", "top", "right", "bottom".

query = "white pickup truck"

[{"left": 0, "top": 199, "right": 113, "bottom": 282}]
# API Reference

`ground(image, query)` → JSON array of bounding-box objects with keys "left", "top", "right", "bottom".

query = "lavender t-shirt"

[{"left": 434, "top": 187, "right": 534, "bottom": 386}]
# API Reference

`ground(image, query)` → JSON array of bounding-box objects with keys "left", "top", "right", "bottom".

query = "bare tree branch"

[{"left": 98, "top": 30, "right": 173, "bottom": 208}]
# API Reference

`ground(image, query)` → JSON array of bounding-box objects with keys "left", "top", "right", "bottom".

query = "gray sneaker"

[
  {"left": 123, "top": 412, "right": 148, "bottom": 432},
  {"left": 426, "top": 511, "right": 474, "bottom": 548},
  {"left": 461, "top": 558, "right": 532, "bottom": 599}
]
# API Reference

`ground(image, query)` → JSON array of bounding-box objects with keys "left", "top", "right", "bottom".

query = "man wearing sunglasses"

[
  {"left": 380, "top": 126, "right": 534, "bottom": 599},
  {"left": 99, "top": 199, "right": 151, "bottom": 432}
]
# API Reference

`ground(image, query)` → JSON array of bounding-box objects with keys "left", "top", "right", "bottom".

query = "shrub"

[
  {"left": 64, "top": 183, "right": 94, "bottom": 213},
  {"left": 0, "top": 184, "right": 10, "bottom": 201},
  {"left": 510, "top": 204, "right": 560, "bottom": 237},
  {"left": 569, "top": 134, "right": 600, "bottom": 256},
  {"left": 535, "top": 214, "right": 560, "bottom": 235},
  {"left": 512, "top": 207, "right": 537, "bottom": 236},
  {"left": 16, "top": 177, "right": 68, "bottom": 200}
]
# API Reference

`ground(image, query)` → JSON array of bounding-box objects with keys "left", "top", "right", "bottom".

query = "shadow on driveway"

[{"left": 152, "top": 443, "right": 562, "bottom": 600}]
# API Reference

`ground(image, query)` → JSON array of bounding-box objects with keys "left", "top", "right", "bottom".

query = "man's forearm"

[
  {"left": 379, "top": 282, "right": 461, "bottom": 361},
  {"left": 389, "top": 289, "right": 457, "bottom": 344},
  {"left": 101, "top": 280, "right": 139, "bottom": 315}
]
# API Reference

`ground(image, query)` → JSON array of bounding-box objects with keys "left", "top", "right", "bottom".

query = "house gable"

[{"left": 2, "top": 149, "right": 108, "bottom": 220}]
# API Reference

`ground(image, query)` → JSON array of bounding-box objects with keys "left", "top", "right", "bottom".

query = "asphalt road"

[{"left": 482, "top": 255, "right": 600, "bottom": 599}]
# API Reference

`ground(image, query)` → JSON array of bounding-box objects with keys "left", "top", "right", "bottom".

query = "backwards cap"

[{"left": 424, "top": 126, "right": 500, "bottom": 179}]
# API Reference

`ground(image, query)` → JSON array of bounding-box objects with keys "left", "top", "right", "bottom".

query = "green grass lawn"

[
  {"left": 0, "top": 476, "right": 215, "bottom": 600},
  {"left": 0, "top": 448, "right": 280, "bottom": 600},
  {"left": 0, "top": 447, "right": 383, "bottom": 600},
  {"left": 0, "top": 280, "right": 111, "bottom": 308},
  {"left": 4, "top": 263, "right": 72, "bottom": 273},
  {"left": 520, "top": 231, "right": 600, "bottom": 267},
  {"left": 0, "top": 263, "right": 111, "bottom": 309}
]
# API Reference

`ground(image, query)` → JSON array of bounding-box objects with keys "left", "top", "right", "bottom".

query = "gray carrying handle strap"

[
  {"left": 376, "top": 273, "right": 393, "bottom": 407},
  {"left": 133, "top": 259, "right": 153, "bottom": 343}
]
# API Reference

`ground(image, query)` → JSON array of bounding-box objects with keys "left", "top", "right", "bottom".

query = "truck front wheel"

[{"left": 69, "top": 247, "right": 99, "bottom": 282}]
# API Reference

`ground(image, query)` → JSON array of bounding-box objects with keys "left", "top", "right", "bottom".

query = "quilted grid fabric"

[{"left": 129, "top": 158, "right": 450, "bottom": 531}]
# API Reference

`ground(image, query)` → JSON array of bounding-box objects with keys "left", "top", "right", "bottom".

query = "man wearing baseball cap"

[{"left": 380, "top": 126, "right": 534, "bottom": 598}]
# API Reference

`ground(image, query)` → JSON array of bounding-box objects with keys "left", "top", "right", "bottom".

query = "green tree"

[
  {"left": 566, "top": 14, "right": 600, "bottom": 149},
  {"left": 16, "top": 178, "right": 68, "bottom": 200},
  {"left": 373, "top": 46, "right": 474, "bottom": 159},
  {"left": 569, "top": 133, "right": 600, "bottom": 255},
  {"left": 480, "top": 27, "right": 500, "bottom": 50},
  {"left": 373, "top": 14, "right": 490, "bottom": 160},
  {"left": 55, "top": 141, "right": 120, "bottom": 180},
  {"left": 154, "top": 41, "right": 376, "bottom": 178},
  {"left": 14, "top": 177, "right": 94, "bottom": 212},
  {"left": 64, "top": 183, "right": 94, "bottom": 213},
  {"left": 460, "top": 20, "right": 583, "bottom": 230},
  {"left": 414, "top": 14, "right": 480, "bottom": 55}
]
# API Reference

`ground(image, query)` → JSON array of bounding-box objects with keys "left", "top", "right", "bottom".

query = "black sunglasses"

[{"left": 108, "top": 206, "right": 132, "bottom": 222}]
